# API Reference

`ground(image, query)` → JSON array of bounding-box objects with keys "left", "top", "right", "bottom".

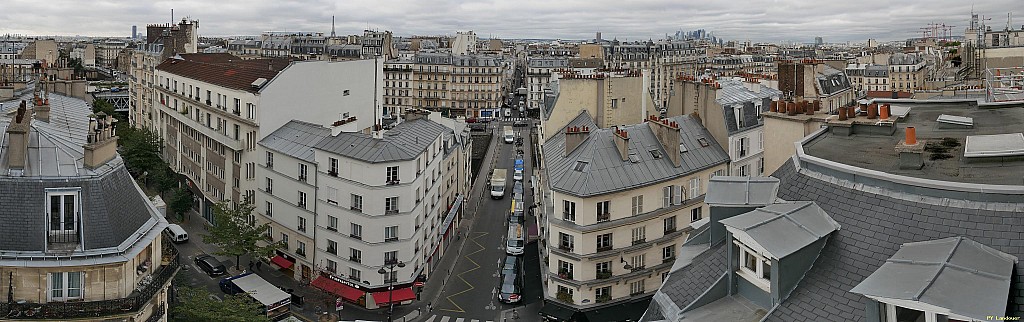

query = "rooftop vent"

[{"left": 251, "top": 77, "right": 269, "bottom": 89}]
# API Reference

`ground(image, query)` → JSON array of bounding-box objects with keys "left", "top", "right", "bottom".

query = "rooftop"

[
  {"left": 155, "top": 53, "right": 291, "bottom": 93},
  {"left": 704, "top": 176, "right": 780, "bottom": 207},
  {"left": 719, "top": 201, "right": 840, "bottom": 258},
  {"left": 802, "top": 101, "right": 1024, "bottom": 186},
  {"left": 544, "top": 111, "right": 729, "bottom": 197},
  {"left": 0, "top": 93, "right": 112, "bottom": 177},
  {"left": 313, "top": 118, "right": 449, "bottom": 163},
  {"left": 260, "top": 120, "right": 330, "bottom": 162}
]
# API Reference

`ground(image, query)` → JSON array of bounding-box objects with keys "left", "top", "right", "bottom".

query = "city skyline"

[{"left": 0, "top": 0, "right": 1018, "bottom": 43}]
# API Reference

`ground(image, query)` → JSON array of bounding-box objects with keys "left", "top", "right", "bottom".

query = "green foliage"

[
  {"left": 203, "top": 201, "right": 286, "bottom": 270},
  {"left": 168, "top": 188, "right": 193, "bottom": 221},
  {"left": 171, "top": 287, "right": 270, "bottom": 322},
  {"left": 556, "top": 291, "right": 574, "bottom": 304},
  {"left": 92, "top": 99, "right": 116, "bottom": 116},
  {"left": 118, "top": 126, "right": 165, "bottom": 179}
]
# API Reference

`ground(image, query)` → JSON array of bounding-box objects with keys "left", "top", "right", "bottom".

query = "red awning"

[
  {"left": 270, "top": 255, "right": 294, "bottom": 269},
  {"left": 311, "top": 276, "right": 364, "bottom": 302},
  {"left": 371, "top": 287, "right": 416, "bottom": 305}
]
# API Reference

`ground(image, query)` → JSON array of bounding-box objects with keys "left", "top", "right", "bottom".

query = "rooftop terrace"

[{"left": 802, "top": 101, "right": 1024, "bottom": 186}]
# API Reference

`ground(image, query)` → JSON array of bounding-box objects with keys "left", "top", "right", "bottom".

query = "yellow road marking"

[{"left": 440, "top": 231, "right": 488, "bottom": 313}]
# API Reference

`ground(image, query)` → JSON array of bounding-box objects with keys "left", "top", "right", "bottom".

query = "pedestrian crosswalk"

[
  {"left": 503, "top": 117, "right": 530, "bottom": 123},
  {"left": 423, "top": 314, "right": 494, "bottom": 322}
]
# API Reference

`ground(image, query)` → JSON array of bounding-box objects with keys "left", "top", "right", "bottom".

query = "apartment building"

[
  {"left": 845, "top": 63, "right": 890, "bottom": 94},
  {"left": 129, "top": 20, "right": 200, "bottom": 129},
  {"left": 540, "top": 71, "right": 656, "bottom": 141},
  {"left": 95, "top": 39, "right": 128, "bottom": 68},
  {"left": 294, "top": 111, "right": 471, "bottom": 308},
  {"left": 666, "top": 77, "right": 781, "bottom": 176},
  {"left": 0, "top": 92, "right": 176, "bottom": 321},
  {"left": 537, "top": 112, "right": 729, "bottom": 321},
  {"left": 594, "top": 40, "right": 709, "bottom": 109},
  {"left": 402, "top": 52, "right": 506, "bottom": 118},
  {"left": 526, "top": 57, "right": 569, "bottom": 111},
  {"left": 361, "top": 30, "right": 396, "bottom": 59},
  {"left": 777, "top": 60, "right": 856, "bottom": 112},
  {"left": 887, "top": 53, "right": 926, "bottom": 92},
  {"left": 452, "top": 31, "right": 478, "bottom": 56},
  {"left": 384, "top": 58, "right": 414, "bottom": 118},
  {"left": 147, "top": 55, "right": 382, "bottom": 223}
]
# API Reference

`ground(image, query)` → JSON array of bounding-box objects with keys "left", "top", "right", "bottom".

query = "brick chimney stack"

[
  {"left": 83, "top": 111, "right": 119, "bottom": 169},
  {"left": 647, "top": 115, "right": 682, "bottom": 167},
  {"left": 34, "top": 94, "right": 50, "bottom": 122},
  {"left": 6, "top": 100, "right": 32, "bottom": 170},
  {"left": 613, "top": 128, "right": 630, "bottom": 161},
  {"left": 564, "top": 126, "right": 590, "bottom": 157}
]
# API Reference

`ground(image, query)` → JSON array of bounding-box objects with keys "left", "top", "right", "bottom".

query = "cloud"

[{"left": 0, "top": 0, "right": 1017, "bottom": 42}]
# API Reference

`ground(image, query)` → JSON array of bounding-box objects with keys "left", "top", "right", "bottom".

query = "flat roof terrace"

[{"left": 802, "top": 102, "right": 1024, "bottom": 186}]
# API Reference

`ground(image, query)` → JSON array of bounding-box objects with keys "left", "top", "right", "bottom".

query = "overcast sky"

[{"left": 0, "top": 0, "right": 1018, "bottom": 43}]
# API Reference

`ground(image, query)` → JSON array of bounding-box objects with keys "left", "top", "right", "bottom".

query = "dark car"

[
  {"left": 466, "top": 117, "right": 478, "bottom": 123},
  {"left": 501, "top": 256, "right": 520, "bottom": 280},
  {"left": 498, "top": 274, "right": 522, "bottom": 304},
  {"left": 194, "top": 254, "right": 227, "bottom": 277}
]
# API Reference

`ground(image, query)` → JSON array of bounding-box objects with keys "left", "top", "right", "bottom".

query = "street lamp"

[{"left": 378, "top": 261, "right": 406, "bottom": 322}]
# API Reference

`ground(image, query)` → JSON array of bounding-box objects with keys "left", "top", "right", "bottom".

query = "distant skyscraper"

[
  {"left": 815, "top": 36, "right": 823, "bottom": 46},
  {"left": 132, "top": 25, "right": 137, "bottom": 39}
]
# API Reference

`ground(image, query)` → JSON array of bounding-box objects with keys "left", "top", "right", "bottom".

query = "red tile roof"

[{"left": 156, "top": 54, "right": 293, "bottom": 93}]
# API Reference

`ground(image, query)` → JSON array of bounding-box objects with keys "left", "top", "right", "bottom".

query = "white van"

[
  {"left": 164, "top": 224, "right": 189, "bottom": 243},
  {"left": 505, "top": 224, "right": 525, "bottom": 256}
]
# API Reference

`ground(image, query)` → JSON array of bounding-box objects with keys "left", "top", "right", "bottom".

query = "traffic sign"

[{"left": 336, "top": 298, "right": 343, "bottom": 311}]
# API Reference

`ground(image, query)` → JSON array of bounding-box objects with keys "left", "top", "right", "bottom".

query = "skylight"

[
  {"left": 650, "top": 149, "right": 663, "bottom": 159},
  {"left": 698, "top": 138, "right": 710, "bottom": 147},
  {"left": 573, "top": 161, "right": 589, "bottom": 172}
]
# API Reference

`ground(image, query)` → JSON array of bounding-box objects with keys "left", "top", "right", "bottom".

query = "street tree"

[
  {"left": 117, "top": 126, "right": 165, "bottom": 179},
  {"left": 171, "top": 287, "right": 269, "bottom": 322},
  {"left": 203, "top": 201, "right": 285, "bottom": 270},
  {"left": 167, "top": 188, "right": 193, "bottom": 222}
]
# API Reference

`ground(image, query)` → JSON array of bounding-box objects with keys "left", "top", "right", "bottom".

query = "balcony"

[
  {"left": 631, "top": 238, "right": 646, "bottom": 246},
  {"left": 596, "top": 245, "right": 613, "bottom": 252},
  {"left": 558, "top": 244, "right": 574, "bottom": 252},
  {"left": 386, "top": 180, "right": 400, "bottom": 186},
  {"left": 596, "top": 271, "right": 612, "bottom": 280},
  {"left": 596, "top": 213, "right": 610, "bottom": 222},
  {"left": 350, "top": 257, "right": 361, "bottom": 264},
  {"left": 0, "top": 245, "right": 180, "bottom": 320},
  {"left": 350, "top": 234, "right": 362, "bottom": 240},
  {"left": 385, "top": 237, "right": 399, "bottom": 243},
  {"left": 327, "top": 246, "right": 337, "bottom": 255}
]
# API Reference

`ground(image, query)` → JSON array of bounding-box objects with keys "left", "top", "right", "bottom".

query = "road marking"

[
  {"left": 440, "top": 231, "right": 488, "bottom": 313},
  {"left": 455, "top": 318, "right": 465, "bottom": 322},
  {"left": 440, "top": 316, "right": 450, "bottom": 322},
  {"left": 424, "top": 316, "right": 436, "bottom": 322}
]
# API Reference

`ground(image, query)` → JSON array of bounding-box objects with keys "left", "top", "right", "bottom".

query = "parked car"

[
  {"left": 498, "top": 274, "right": 522, "bottom": 304},
  {"left": 513, "top": 181, "right": 524, "bottom": 196},
  {"left": 466, "top": 117, "right": 478, "bottom": 123},
  {"left": 501, "top": 256, "right": 521, "bottom": 278},
  {"left": 194, "top": 255, "right": 227, "bottom": 277}
]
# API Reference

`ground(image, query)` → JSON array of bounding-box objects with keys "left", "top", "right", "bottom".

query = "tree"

[
  {"left": 171, "top": 287, "right": 270, "bottom": 322},
  {"left": 167, "top": 188, "right": 193, "bottom": 222},
  {"left": 117, "top": 126, "right": 165, "bottom": 179},
  {"left": 203, "top": 201, "right": 285, "bottom": 270}
]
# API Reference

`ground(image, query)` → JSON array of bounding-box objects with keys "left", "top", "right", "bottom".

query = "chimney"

[
  {"left": 330, "top": 114, "right": 359, "bottom": 136},
  {"left": 847, "top": 104, "right": 857, "bottom": 119},
  {"left": 867, "top": 103, "right": 878, "bottom": 119},
  {"left": 813, "top": 100, "right": 821, "bottom": 111},
  {"left": 838, "top": 107, "right": 848, "bottom": 121},
  {"left": 803, "top": 100, "right": 813, "bottom": 115},
  {"left": 896, "top": 126, "right": 924, "bottom": 170},
  {"left": 613, "top": 128, "right": 630, "bottom": 161},
  {"left": 786, "top": 101, "right": 798, "bottom": 116},
  {"left": 83, "top": 112, "right": 119, "bottom": 169},
  {"left": 34, "top": 96, "right": 50, "bottom": 122},
  {"left": 403, "top": 108, "right": 431, "bottom": 122},
  {"left": 564, "top": 126, "right": 590, "bottom": 157},
  {"left": 769, "top": 101, "right": 778, "bottom": 113},
  {"left": 880, "top": 104, "right": 890, "bottom": 120},
  {"left": 647, "top": 117, "right": 682, "bottom": 167},
  {"left": 6, "top": 101, "right": 32, "bottom": 170}
]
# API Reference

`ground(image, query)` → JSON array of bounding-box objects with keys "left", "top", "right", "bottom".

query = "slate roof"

[
  {"left": 816, "top": 65, "right": 851, "bottom": 96},
  {"left": 715, "top": 79, "right": 780, "bottom": 134},
  {"left": 543, "top": 111, "right": 730, "bottom": 197},
  {"left": 0, "top": 94, "right": 163, "bottom": 254},
  {"left": 763, "top": 159, "right": 1024, "bottom": 321},
  {"left": 313, "top": 118, "right": 448, "bottom": 163},
  {"left": 259, "top": 120, "right": 330, "bottom": 162},
  {"left": 850, "top": 237, "right": 1016, "bottom": 321},
  {"left": 651, "top": 242, "right": 728, "bottom": 316},
  {"left": 719, "top": 201, "right": 840, "bottom": 258},
  {"left": 156, "top": 54, "right": 290, "bottom": 93},
  {"left": 704, "top": 176, "right": 780, "bottom": 207}
]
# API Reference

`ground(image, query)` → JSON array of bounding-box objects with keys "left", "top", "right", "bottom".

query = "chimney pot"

[
  {"left": 838, "top": 107, "right": 848, "bottom": 121},
  {"left": 880, "top": 104, "right": 890, "bottom": 120},
  {"left": 905, "top": 126, "right": 917, "bottom": 145},
  {"left": 847, "top": 104, "right": 857, "bottom": 119}
]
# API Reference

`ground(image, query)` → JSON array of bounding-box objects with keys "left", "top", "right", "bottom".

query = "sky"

[{"left": 0, "top": 0, "right": 1019, "bottom": 43}]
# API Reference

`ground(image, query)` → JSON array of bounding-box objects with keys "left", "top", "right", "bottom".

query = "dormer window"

[
  {"left": 735, "top": 240, "right": 772, "bottom": 290},
  {"left": 47, "top": 188, "right": 81, "bottom": 247}
]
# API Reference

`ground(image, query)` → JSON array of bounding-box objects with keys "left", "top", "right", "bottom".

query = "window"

[
  {"left": 596, "top": 261, "right": 611, "bottom": 277},
  {"left": 297, "top": 241, "right": 307, "bottom": 257},
  {"left": 573, "top": 161, "right": 589, "bottom": 172},
  {"left": 758, "top": 157, "right": 765, "bottom": 176},
  {"left": 266, "top": 151, "right": 274, "bottom": 168},
  {"left": 557, "top": 285, "right": 574, "bottom": 299},
  {"left": 47, "top": 190, "right": 79, "bottom": 243},
  {"left": 326, "top": 259, "right": 337, "bottom": 273},
  {"left": 298, "top": 191, "right": 307, "bottom": 209},
  {"left": 738, "top": 137, "right": 749, "bottom": 157},
  {"left": 327, "top": 240, "right": 338, "bottom": 255},
  {"left": 265, "top": 177, "right": 273, "bottom": 194},
  {"left": 688, "top": 178, "right": 701, "bottom": 199},
  {"left": 298, "top": 164, "right": 308, "bottom": 182},
  {"left": 385, "top": 197, "right": 399, "bottom": 214},
  {"left": 350, "top": 223, "right": 362, "bottom": 239},
  {"left": 629, "top": 280, "right": 645, "bottom": 295},
  {"left": 281, "top": 233, "right": 289, "bottom": 248},
  {"left": 631, "top": 227, "right": 646, "bottom": 245},
  {"left": 559, "top": 232, "right": 574, "bottom": 251},
  {"left": 610, "top": 98, "right": 618, "bottom": 109},
  {"left": 596, "top": 233, "right": 613, "bottom": 251},
  {"left": 325, "top": 216, "right": 338, "bottom": 231},
  {"left": 596, "top": 201, "right": 610, "bottom": 221},
  {"left": 691, "top": 207, "right": 703, "bottom": 222},
  {"left": 631, "top": 195, "right": 643, "bottom": 215},
  {"left": 664, "top": 216, "right": 677, "bottom": 233},
  {"left": 562, "top": 200, "right": 576, "bottom": 222},
  {"left": 631, "top": 254, "right": 645, "bottom": 270},
  {"left": 349, "top": 268, "right": 361, "bottom": 281},
  {"left": 663, "top": 245, "right": 676, "bottom": 261},
  {"left": 595, "top": 286, "right": 611, "bottom": 302},
  {"left": 386, "top": 166, "right": 399, "bottom": 183},
  {"left": 350, "top": 248, "right": 362, "bottom": 263},
  {"left": 325, "top": 186, "right": 338, "bottom": 205},
  {"left": 328, "top": 158, "right": 339, "bottom": 176},
  {"left": 663, "top": 185, "right": 682, "bottom": 207},
  {"left": 385, "top": 226, "right": 398, "bottom": 242},
  {"left": 265, "top": 201, "right": 274, "bottom": 217},
  {"left": 557, "top": 260, "right": 574, "bottom": 279},
  {"left": 735, "top": 241, "right": 771, "bottom": 290},
  {"left": 350, "top": 194, "right": 364, "bottom": 211},
  {"left": 739, "top": 164, "right": 749, "bottom": 177},
  {"left": 49, "top": 272, "right": 84, "bottom": 301},
  {"left": 384, "top": 250, "right": 398, "bottom": 265}
]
